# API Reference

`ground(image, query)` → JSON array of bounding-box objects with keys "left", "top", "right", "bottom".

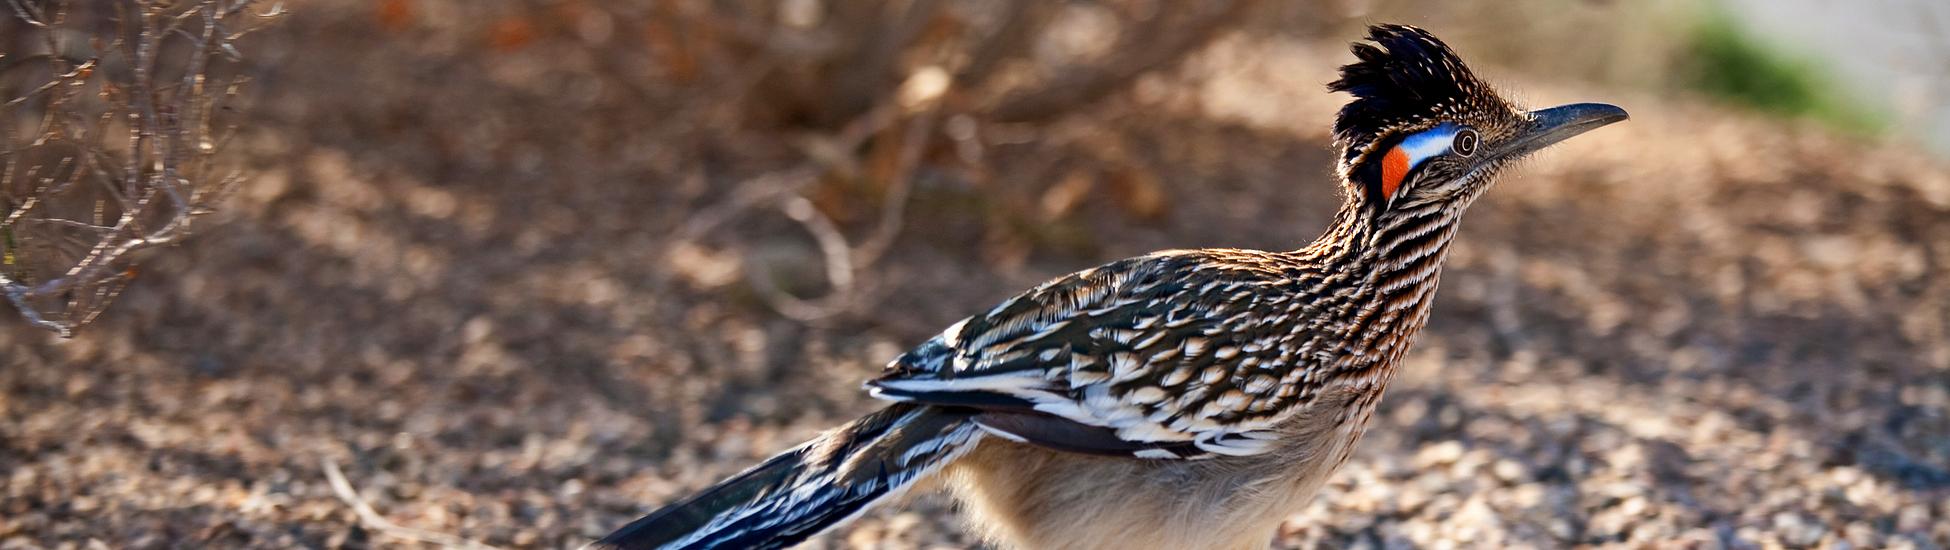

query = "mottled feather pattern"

[
  {"left": 868, "top": 243, "right": 1449, "bottom": 460},
  {"left": 591, "top": 405, "right": 980, "bottom": 550}
]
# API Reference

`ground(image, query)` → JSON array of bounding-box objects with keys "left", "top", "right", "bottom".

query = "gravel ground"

[{"left": 4, "top": 5, "right": 1949, "bottom": 549}]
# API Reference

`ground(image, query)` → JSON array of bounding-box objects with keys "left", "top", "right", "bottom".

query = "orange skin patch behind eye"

[{"left": 1380, "top": 145, "right": 1410, "bottom": 201}]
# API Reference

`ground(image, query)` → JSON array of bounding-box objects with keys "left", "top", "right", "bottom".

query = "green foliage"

[{"left": 1682, "top": 10, "right": 1881, "bottom": 133}]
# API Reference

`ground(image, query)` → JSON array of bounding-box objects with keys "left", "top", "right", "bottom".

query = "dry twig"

[
  {"left": 320, "top": 457, "right": 503, "bottom": 550},
  {"left": 987, "top": 0, "right": 1258, "bottom": 122},
  {"left": 744, "top": 70, "right": 948, "bottom": 322}
]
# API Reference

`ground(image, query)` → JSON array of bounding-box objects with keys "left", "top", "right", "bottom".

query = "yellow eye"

[{"left": 1453, "top": 129, "right": 1479, "bottom": 157}]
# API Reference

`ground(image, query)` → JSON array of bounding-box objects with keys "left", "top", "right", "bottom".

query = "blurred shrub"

[
  {"left": 1, "top": 1, "right": 282, "bottom": 336},
  {"left": 1681, "top": 9, "right": 1881, "bottom": 133},
  {"left": 518, "top": 0, "right": 1271, "bottom": 317}
]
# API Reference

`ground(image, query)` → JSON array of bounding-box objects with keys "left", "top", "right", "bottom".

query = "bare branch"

[
  {"left": 0, "top": 59, "right": 93, "bottom": 109},
  {"left": 954, "top": 0, "right": 1055, "bottom": 90},
  {"left": 749, "top": 195, "right": 858, "bottom": 322},
  {"left": 321, "top": 457, "right": 504, "bottom": 550},
  {"left": 987, "top": 0, "right": 1258, "bottom": 123},
  {"left": 1, "top": 0, "right": 283, "bottom": 336},
  {"left": 852, "top": 106, "right": 937, "bottom": 269},
  {"left": 5, "top": 0, "right": 47, "bottom": 26}
]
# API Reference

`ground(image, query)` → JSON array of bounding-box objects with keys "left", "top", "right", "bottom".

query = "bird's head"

[{"left": 1329, "top": 25, "right": 1626, "bottom": 217}]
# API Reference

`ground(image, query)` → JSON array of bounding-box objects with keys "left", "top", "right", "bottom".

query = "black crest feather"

[{"left": 1328, "top": 25, "right": 1505, "bottom": 169}]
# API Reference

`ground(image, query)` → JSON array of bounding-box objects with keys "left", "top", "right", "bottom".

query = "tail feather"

[{"left": 591, "top": 405, "right": 980, "bottom": 550}]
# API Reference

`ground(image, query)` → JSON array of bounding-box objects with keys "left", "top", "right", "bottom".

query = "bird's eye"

[{"left": 1453, "top": 129, "right": 1479, "bottom": 157}]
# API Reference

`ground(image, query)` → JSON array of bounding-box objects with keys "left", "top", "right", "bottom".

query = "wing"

[{"left": 866, "top": 249, "right": 1334, "bottom": 460}]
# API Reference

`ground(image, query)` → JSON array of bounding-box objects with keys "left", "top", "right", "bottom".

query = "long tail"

[{"left": 590, "top": 404, "right": 982, "bottom": 550}]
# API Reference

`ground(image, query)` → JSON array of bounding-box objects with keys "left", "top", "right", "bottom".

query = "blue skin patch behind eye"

[{"left": 1398, "top": 122, "right": 1463, "bottom": 170}]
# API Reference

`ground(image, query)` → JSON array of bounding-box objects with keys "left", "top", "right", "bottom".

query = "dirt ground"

[{"left": 4, "top": 3, "right": 1950, "bottom": 549}]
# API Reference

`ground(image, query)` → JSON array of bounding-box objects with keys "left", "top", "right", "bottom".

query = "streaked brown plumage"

[{"left": 592, "top": 24, "right": 1627, "bottom": 550}]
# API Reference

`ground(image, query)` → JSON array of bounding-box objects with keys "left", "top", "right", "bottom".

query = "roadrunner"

[{"left": 594, "top": 24, "right": 1626, "bottom": 550}]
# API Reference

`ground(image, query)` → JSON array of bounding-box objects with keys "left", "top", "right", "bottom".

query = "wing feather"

[{"left": 867, "top": 250, "right": 1320, "bottom": 460}]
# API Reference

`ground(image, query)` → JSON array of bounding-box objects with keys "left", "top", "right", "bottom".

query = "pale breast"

[{"left": 941, "top": 384, "right": 1372, "bottom": 550}]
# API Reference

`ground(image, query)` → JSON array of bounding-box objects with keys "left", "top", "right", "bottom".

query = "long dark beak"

[{"left": 1496, "top": 102, "right": 1629, "bottom": 158}]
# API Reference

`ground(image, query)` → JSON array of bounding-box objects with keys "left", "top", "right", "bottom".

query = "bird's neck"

[
  {"left": 1307, "top": 198, "right": 1466, "bottom": 274},
  {"left": 1298, "top": 197, "right": 1467, "bottom": 363}
]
